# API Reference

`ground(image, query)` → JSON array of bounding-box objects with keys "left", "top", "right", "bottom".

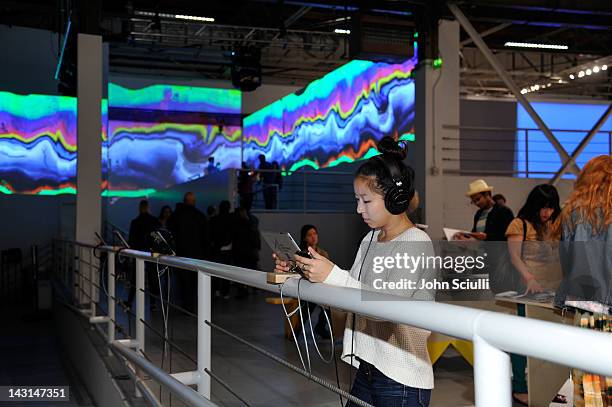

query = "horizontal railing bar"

[
  {"left": 62, "top": 240, "right": 612, "bottom": 379},
  {"left": 443, "top": 124, "right": 612, "bottom": 133},
  {"left": 111, "top": 341, "right": 218, "bottom": 407}
]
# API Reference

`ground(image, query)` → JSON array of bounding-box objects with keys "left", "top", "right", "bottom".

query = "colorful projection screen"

[
  {"left": 0, "top": 84, "right": 242, "bottom": 196},
  {"left": 242, "top": 58, "right": 417, "bottom": 172},
  {"left": 1, "top": 57, "right": 417, "bottom": 195}
]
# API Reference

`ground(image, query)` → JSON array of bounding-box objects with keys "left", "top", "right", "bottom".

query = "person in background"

[
  {"left": 237, "top": 162, "right": 256, "bottom": 212},
  {"left": 300, "top": 224, "right": 329, "bottom": 259},
  {"left": 128, "top": 200, "right": 161, "bottom": 311},
  {"left": 554, "top": 155, "right": 612, "bottom": 407},
  {"left": 300, "top": 224, "right": 332, "bottom": 338},
  {"left": 493, "top": 193, "right": 507, "bottom": 207},
  {"left": 206, "top": 157, "right": 218, "bottom": 175},
  {"left": 232, "top": 207, "right": 261, "bottom": 297},
  {"left": 505, "top": 184, "right": 564, "bottom": 406},
  {"left": 210, "top": 200, "right": 234, "bottom": 299},
  {"left": 168, "top": 192, "right": 210, "bottom": 311},
  {"left": 158, "top": 205, "right": 172, "bottom": 228},
  {"left": 258, "top": 154, "right": 277, "bottom": 209},
  {"left": 506, "top": 185, "right": 562, "bottom": 293},
  {"left": 455, "top": 179, "right": 514, "bottom": 241},
  {"left": 207, "top": 205, "right": 217, "bottom": 218}
]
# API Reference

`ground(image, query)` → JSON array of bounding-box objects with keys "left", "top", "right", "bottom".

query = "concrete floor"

[
  {"left": 1, "top": 281, "right": 571, "bottom": 407},
  {"left": 134, "top": 286, "right": 477, "bottom": 407}
]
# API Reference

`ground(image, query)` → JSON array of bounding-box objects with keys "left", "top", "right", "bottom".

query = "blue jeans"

[{"left": 346, "top": 360, "right": 431, "bottom": 407}]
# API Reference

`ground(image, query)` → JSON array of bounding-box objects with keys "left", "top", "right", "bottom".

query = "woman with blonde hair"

[{"left": 555, "top": 155, "right": 612, "bottom": 407}]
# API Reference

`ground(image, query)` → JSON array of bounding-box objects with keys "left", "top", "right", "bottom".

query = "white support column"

[
  {"left": 107, "top": 252, "right": 115, "bottom": 356},
  {"left": 411, "top": 19, "right": 460, "bottom": 239},
  {"left": 197, "top": 271, "right": 212, "bottom": 398},
  {"left": 75, "top": 33, "right": 102, "bottom": 300},
  {"left": 473, "top": 335, "right": 512, "bottom": 407}
]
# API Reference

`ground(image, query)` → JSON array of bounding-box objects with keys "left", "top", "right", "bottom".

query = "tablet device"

[{"left": 261, "top": 231, "right": 312, "bottom": 262}]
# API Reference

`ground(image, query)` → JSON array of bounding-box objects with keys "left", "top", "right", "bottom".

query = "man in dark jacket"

[
  {"left": 128, "top": 200, "right": 161, "bottom": 310},
  {"left": 465, "top": 179, "right": 514, "bottom": 241},
  {"left": 167, "top": 192, "right": 210, "bottom": 311}
]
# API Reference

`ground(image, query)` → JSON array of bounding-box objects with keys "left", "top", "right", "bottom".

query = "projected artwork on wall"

[
  {"left": 108, "top": 83, "right": 241, "bottom": 114},
  {"left": 107, "top": 120, "right": 241, "bottom": 192},
  {"left": 242, "top": 58, "right": 417, "bottom": 172},
  {"left": 0, "top": 92, "right": 77, "bottom": 195},
  {"left": 0, "top": 84, "right": 241, "bottom": 195},
  {"left": 517, "top": 102, "right": 612, "bottom": 178}
]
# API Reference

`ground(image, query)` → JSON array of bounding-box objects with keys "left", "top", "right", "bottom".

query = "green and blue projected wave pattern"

[
  {"left": 0, "top": 84, "right": 241, "bottom": 195},
  {"left": 242, "top": 58, "right": 417, "bottom": 172}
]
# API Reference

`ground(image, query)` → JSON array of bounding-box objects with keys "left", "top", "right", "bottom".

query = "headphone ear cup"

[{"left": 385, "top": 186, "right": 411, "bottom": 215}]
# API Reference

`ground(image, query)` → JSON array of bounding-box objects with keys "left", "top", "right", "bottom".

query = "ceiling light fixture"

[
  {"left": 504, "top": 41, "right": 568, "bottom": 50},
  {"left": 334, "top": 28, "right": 351, "bottom": 34},
  {"left": 578, "top": 71, "right": 585, "bottom": 78},
  {"left": 134, "top": 11, "right": 214, "bottom": 22},
  {"left": 569, "top": 74, "right": 575, "bottom": 79},
  {"left": 586, "top": 69, "right": 592, "bottom": 75},
  {"left": 175, "top": 14, "right": 215, "bottom": 22},
  {"left": 602, "top": 65, "right": 608, "bottom": 71},
  {"left": 593, "top": 66, "right": 600, "bottom": 73}
]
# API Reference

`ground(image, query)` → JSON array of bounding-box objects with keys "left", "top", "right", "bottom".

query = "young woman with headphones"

[{"left": 274, "top": 136, "right": 436, "bottom": 407}]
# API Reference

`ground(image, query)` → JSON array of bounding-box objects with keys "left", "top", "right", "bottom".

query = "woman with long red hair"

[{"left": 555, "top": 154, "right": 612, "bottom": 407}]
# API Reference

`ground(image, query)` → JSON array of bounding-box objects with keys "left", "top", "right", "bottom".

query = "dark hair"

[
  {"left": 355, "top": 136, "right": 415, "bottom": 200},
  {"left": 139, "top": 200, "right": 149, "bottom": 211},
  {"left": 300, "top": 224, "right": 317, "bottom": 250},
  {"left": 517, "top": 184, "right": 561, "bottom": 238},
  {"left": 159, "top": 205, "right": 172, "bottom": 218},
  {"left": 492, "top": 193, "right": 506, "bottom": 203},
  {"left": 219, "top": 200, "right": 231, "bottom": 215}
]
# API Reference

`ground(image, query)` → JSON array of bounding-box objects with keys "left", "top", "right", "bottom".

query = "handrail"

[
  {"left": 443, "top": 124, "right": 612, "bottom": 133},
  {"left": 55, "top": 239, "right": 612, "bottom": 406},
  {"left": 111, "top": 341, "right": 218, "bottom": 407}
]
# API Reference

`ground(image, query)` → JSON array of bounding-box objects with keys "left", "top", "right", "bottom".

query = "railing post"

[
  {"left": 107, "top": 252, "right": 115, "bottom": 356},
  {"left": 473, "top": 335, "right": 512, "bottom": 407},
  {"left": 198, "top": 270, "right": 211, "bottom": 398},
  {"left": 89, "top": 248, "right": 96, "bottom": 317},
  {"left": 76, "top": 245, "right": 83, "bottom": 304},
  {"left": 135, "top": 258, "right": 145, "bottom": 397}
]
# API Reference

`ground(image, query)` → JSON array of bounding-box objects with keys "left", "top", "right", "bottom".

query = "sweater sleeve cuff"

[{"left": 324, "top": 264, "right": 350, "bottom": 287}]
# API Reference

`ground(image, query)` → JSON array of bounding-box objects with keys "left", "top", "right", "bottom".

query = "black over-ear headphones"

[{"left": 375, "top": 154, "right": 414, "bottom": 215}]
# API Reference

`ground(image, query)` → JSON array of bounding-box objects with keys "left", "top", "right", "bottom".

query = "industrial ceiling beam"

[
  {"left": 550, "top": 104, "right": 612, "bottom": 185},
  {"left": 460, "top": 23, "right": 511, "bottom": 46},
  {"left": 448, "top": 2, "right": 581, "bottom": 176}
]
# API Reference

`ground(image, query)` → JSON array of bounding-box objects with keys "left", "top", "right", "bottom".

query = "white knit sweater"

[{"left": 324, "top": 227, "right": 435, "bottom": 389}]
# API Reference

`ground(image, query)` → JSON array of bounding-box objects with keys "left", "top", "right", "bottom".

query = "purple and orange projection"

[{"left": 242, "top": 58, "right": 417, "bottom": 172}]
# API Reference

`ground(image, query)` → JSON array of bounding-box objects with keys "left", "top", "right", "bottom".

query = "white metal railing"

[
  {"left": 442, "top": 124, "right": 612, "bottom": 178},
  {"left": 54, "top": 238, "right": 612, "bottom": 407}
]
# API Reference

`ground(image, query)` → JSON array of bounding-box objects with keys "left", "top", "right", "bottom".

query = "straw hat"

[{"left": 465, "top": 179, "right": 493, "bottom": 197}]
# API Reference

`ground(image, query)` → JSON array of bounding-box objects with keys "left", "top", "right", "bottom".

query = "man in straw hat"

[{"left": 455, "top": 179, "right": 514, "bottom": 241}]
